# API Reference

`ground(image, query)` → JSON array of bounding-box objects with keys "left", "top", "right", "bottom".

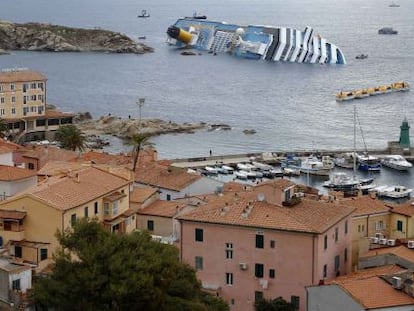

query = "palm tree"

[
  {"left": 131, "top": 132, "right": 153, "bottom": 172},
  {"left": 55, "top": 124, "right": 86, "bottom": 152}
]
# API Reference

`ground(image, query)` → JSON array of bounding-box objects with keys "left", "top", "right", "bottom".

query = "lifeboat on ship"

[
  {"left": 391, "top": 81, "right": 410, "bottom": 91},
  {"left": 336, "top": 91, "right": 355, "bottom": 102}
]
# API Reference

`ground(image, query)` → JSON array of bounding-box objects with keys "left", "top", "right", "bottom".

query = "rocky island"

[{"left": 0, "top": 20, "right": 153, "bottom": 54}]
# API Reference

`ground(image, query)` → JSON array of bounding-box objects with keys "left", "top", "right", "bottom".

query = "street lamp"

[{"left": 137, "top": 97, "right": 145, "bottom": 126}]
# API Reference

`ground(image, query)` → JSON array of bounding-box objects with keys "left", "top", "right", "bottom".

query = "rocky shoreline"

[
  {"left": 0, "top": 20, "right": 153, "bottom": 54},
  {"left": 75, "top": 115, "right": 208, "bottom": 140}
]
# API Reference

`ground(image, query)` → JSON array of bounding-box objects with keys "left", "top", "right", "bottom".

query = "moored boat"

[
  {"left": 381, "top": 155, "right": 412, "bottom": 171},
  {"left": 356, "top": 153, "right": 382, "bottom": 171},
  {"left": 373, "top": 185, "right": 412, "bottom": 199}
]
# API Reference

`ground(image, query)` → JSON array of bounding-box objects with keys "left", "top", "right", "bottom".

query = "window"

[
  {"left": 269, "top": 269, "right": 275, "bottom": 279},
  {"left": 166, "top": 194, "right": 171, "bottom": 201},
  {"left": 40, "top": 248, "right": 48, "bottom": 261},
  {"left": 15, "top": 246, "right": 22, "bottom": 258},
  {"left": 195, "top": 228, "right": 203, "bottom": 242},
  {"left": 84, "top": 206, "right": 88, "bottom": 218},
  {"left": 27, "top": 163, "right": 35, "bottom": 170},
  {"left": 195, "top": 256, "right": 203, "bottom": 271},
  {"left": 334, "top": 227, "right": 339, "bottom": 242},
  {"left": 255, "top": 263, "right": 264, "bottom": 278},
  {"left": 11, "top": 108, "right": 16, "bottom": 115},
  {"left": 324, "top": 235, "right": 328, "bottom": 250},
  {"left": 31, "top": 83, "right": 36, "bottom": 89},
  {"left": 112, "top": 201, "right": 119, "bottom": 215},
  {"left": 358, "top": 224, "right": 361, "bottom": 232},
  {"left": 38, "top": 82, "right": 43, "bottom": 90},
  {"left": 104, "top": 203, "right": 109, "bottom": 215},
  {"left": 12, "top": 279, "right": 21, "bottom": 291},
  {"left": 256, "top": 234, "right": 264, "bottom": 248},
  {"left": 270, "top": 240, "right": 275, "bottom": 248},
  {"left": 397, "top": 220, "right": 403, "bottom": 232},
  {"left": 345, "top": 248, "right": 348, "bottom": 262},
  {"left": 345, "top": 220, "right": 348, "bottom": 234},
  {"left": 376, "top": 220, "right": 386, "bottom": 231},
  {"left": 94, "top": 202, "right": 98, "bottom": 214},
  {"left": 71, "top": 214, "right": 77, "bottom": 226},
  {"left": 0, "top": 109, "right": 4, "bottom": 116},
  {"left": 0, "top": 97, "right": 4, "bottom": 104},
  {"left": 23, "top": 83, "right": 28, "bottom": 92},
  {"left": 11, "top": 96, "right": 15, "bottom": 103},
  {"left": 147, "top": 220, "right": 154, "bottom": 231},
  {"left": 254, "top": 291, "right": 263, "bottom": 302},
  {"left": 334, "top": 255, "right": 340, "bottom": 271},
  {"left": 225, "top": 243, "right": 233, "bottom": 259},
  {"left": 323, "top": 264, "right": 327, "bottom": 278},
  {"left": 10, "top": 84, "right": 15, "bottom": 91},
  {"left": 226, "top": 273, "right": 233, "bottom": 285},
  {"left": 0, "top": 85, "right": 3, "bottom": 92},
  {"left": 291, "top": 296, "right": 300, "bottom": 310}
]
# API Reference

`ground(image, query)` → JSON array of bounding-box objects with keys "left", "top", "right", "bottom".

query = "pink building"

[{"left": 178, "top": 180, "right": 355, "bottom": 311}]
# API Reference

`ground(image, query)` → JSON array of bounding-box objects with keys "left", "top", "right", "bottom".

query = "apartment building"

[
  {"left": 177, "top": 180, "right": 356, "bottom": 311},
  {"left": 0, "top": 68, "right": 73, "bottom": 142}
]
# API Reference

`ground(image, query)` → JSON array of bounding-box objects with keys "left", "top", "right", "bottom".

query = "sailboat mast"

[{"left": 353, "top": 104, "right": 357, "bottom": 178}]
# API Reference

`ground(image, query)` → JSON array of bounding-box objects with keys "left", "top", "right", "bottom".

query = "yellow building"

[
  {"left": 0, "top": 68, "right": 73, "bottom": 142},
  {"left": 389, "top": 201, "right": 414, "bottom": 240},
  {"left": 0, "top": 166, "right": 134, "bottom": 271}
]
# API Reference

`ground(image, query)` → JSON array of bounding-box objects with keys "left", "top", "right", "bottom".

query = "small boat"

[
  {"left": 373, "top": 185, "right": 412, "bottom": 199},
  {"left": 138, "top": 36, "right": 146, "bottom": 40},
  {"left": 282, "top": 167, "right": 301, "bottom": 176},
  {"left": 323, "top": 172, "right": 362, "bottom": 191},
  {"left": 138, "top": 9, "right": 150, "bottom": 18},
  {"left": 204, "top": 166, "right": 218, "bottom": 175},
  {"left": 221, "top": 165, "right": 235, "bottom": 174},
  {"left": 299, "top": 155, "right": 332, "bottom": 176},
  {"left": 186, "top": 12, "right": 207, "bottom": 19},
  {"left": 378, "top": 27, "right": 398, "bottom": 34},
  {"left": 389, "top": 3, "right": 400, "bottom": 7},
  {"left": 235, "top": 171, "right": 248, "bottom": 180},
  {"left": 355, "top": 54, "right": 368, "bottom": 60},
  {"left": 391, "top": 81, "right": 410, "bottom": 92},
  {"left": 334, "top": 153, "right": 355, "bottom": 169},
  {"left": 381, "top": 155, "right": 412, "bottom": 171},
  {"left": 336, "top": 91, "right": 355, "bottom": 102},
  {"left": 356, "top": 153, "right": 382, "bottom": 171}
]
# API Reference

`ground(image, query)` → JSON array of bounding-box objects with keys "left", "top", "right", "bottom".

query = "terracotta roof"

[
  {"left": 136, "top": 163, "right": 202, "bottom": 191},
  {"left": 178, "top": 192, "right": 355, "bottom": 234},
  {"left": 22, "top": 145, "right": 78, "bottom": 162},
  {"left": 44, "top": 109, "right": 74, "bottom": 118},
  {"left": 361, "top": 245, "right": 414, "bottom": 263},
  {"left": 0, "top": 209, "right": 26, "bottom": 220},
  {"left": 0, "top": 165, "right": 37, "bottom": 181},
  {"left": 339, "top": 195, "right": 391, "bottom": 217},
  {"left": 255, "top": 179, "right": 296, "bottom": 190},
  {"left": 130, "top": 186, "right": 158, "bottom": 203},
  {"left": 79, "top": 151, "right": 133, "bottom": 166},
  {"left": 122, "top": 208, "right": 136, "bottom": 217},
  {"left": 326, "top": 265, "right": 414, "bottom": 309},
  {"left": 138, "top": 200, "right": 186, "bottom": 218},
  {"left": 0, "top": 139, "right": 22, "bottom": 154},
  {"left": 392, "top": 200, "right": 414, "bottom": 217},
  {"left": 4, "top": 166, "right": 131, "bottom": 210},
  {"left": 37, "top": 161, "right": 86, "bottom": 176},
  {"left": 0, "top": 70, "right": 47, "bottom": 83}
]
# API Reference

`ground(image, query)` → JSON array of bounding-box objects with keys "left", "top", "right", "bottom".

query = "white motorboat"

[
  {"left": 323, "top": 172, "right": 360, "bottom": 190},
  {"left": 204, "top": 166, "right": 218, "bottom": 175},
  {"left": 300, "top": 156, "right": 332, "bottom": 176},
  {"left": 221, "top": 165, "right": 234, "bottom": 173},
  {"left": 282, "top": 167, "right": 301, "bottom": 176},
  {"left": 372, "top": 185, "right": 413, "bottom": 199},
  {"left": 334, "top": 153, "right": 355, "bottom": 169},
  {"left": 381, "top": 155, "right": 412, "bottom": 171},
  {"left": 234, "top": 171, "right": 248, "bottom": 180},
  {"left": 237, "top": 163, "right": 250, "bottom": 171}
]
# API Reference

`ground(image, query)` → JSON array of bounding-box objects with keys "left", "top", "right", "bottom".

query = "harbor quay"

[{"left": 171, "top": 148, "right": 413, "bottom": 169}]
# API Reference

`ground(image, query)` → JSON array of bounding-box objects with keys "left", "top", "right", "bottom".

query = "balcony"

[{"left": 1, "top": 229, "right": 25, "bottom": 242}]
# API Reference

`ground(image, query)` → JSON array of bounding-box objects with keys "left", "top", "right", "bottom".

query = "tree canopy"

[
  {"left": 130, "top": 131, "right": 153, "bottom": 172},
  {"left": 255, "top": 297, "right": 296, "bottom": 311},
  {"left": 33, "top": 219, "right": 229, "bottom": 311},
  {"left": 55, "top": 124, "right": 86, "bottom": 151}
]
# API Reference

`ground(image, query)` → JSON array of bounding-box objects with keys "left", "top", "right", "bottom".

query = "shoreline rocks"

[
  {"left": 75, "top": 115, "right": 207, "bottom": 140},
  {"left": 0, "top": 20, "right": 153, "bottom": 54}
]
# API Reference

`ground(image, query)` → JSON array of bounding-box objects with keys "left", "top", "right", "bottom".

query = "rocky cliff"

[{"left": 0, "top": 20, "right": 153, "bottom": 54}]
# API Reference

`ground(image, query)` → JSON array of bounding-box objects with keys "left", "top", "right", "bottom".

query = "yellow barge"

[{"left": 336, "top": 81, "right": 410, "bottom": 102}]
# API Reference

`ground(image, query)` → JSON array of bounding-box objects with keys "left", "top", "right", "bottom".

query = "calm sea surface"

[{"left": 1, "top": 0, "right": 414, "bottom": 190}]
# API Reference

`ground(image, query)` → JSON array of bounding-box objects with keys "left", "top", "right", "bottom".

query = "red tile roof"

[
  {"left": 130, "top": 186, "right": 158, "bottom": 203},
  {"left": 0, "top": 70, "right": 47, "bottom": 83},
  {"left": 392, "top": 200, "right": 414, "bottom": 217},
  {"left": 138, "top": 200, "right": 186, "bottom": 218},
  {"left": 339, "top": 195, "right": 391, "bottom": 217},
  {"left": 136, "top": 163, "right": 201, "bottom": 191},
  {"left": 361, "top": 245, "right": 414, "bottom": 263},
  {"left": 0, "top": 165, "right": 37, "bottom": 181},
  {"left": 0, "top": 210, "right": 26, "bottom": 220}
]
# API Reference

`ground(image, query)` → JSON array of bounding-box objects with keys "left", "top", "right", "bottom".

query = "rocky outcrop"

[
  {"left": 0, "top": 20, "right": 153, "bottom": 54},
  {"left": 75, "top": 116, "right": 207, "bottom": 139},
  {"left": 0, "top": 48, "right": 9, "bottom": 55}
]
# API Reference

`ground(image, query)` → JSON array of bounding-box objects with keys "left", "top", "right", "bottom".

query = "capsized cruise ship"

[{"left": 166, "top": 18, "right": 346, "bottom": 65}]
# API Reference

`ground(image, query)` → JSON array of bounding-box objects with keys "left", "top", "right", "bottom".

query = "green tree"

[
  {"left": 131, "top": 131, "right": 153, "bottom": 172},
  {"left": 55, "top": 124, "right": 86, "bottom": 151},
  {"left": 33, "top": 219, "right": 229, "bottom": 311},
  {"left": 0, "top": 118, "right": 9, "bottom": 138},
  {"left": 255, "top": 296, "right": 296, "bottom": 311}
]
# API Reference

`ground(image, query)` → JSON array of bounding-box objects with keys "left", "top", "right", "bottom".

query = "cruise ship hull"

[{"left": 166, "top": 18, "right": 347, "bottom": 65}]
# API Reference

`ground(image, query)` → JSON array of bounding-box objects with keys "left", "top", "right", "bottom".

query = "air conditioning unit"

[
  {"left": 370, "top": 237, "right": 379, "bottom": 244},
  {"left": 239, "top": 263, "right": 248, "bottom": 270},
  {"left": 408, "top": 241, "right": 414, "bottom": 249},
  {"left": 392, "top": 276, "right": 402, "bottom": 289},
  {"left": 387, "top": 239, "right": 396, "bottom": 246},
  {"left": 375, "top": 233, "right": 385, "bottom": 239},
  {"left": 379, "top": 238, "right": 388, "bottom": 245},
  {"left": 259, "top": 278, "right": 268, "bottom": 289}
]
